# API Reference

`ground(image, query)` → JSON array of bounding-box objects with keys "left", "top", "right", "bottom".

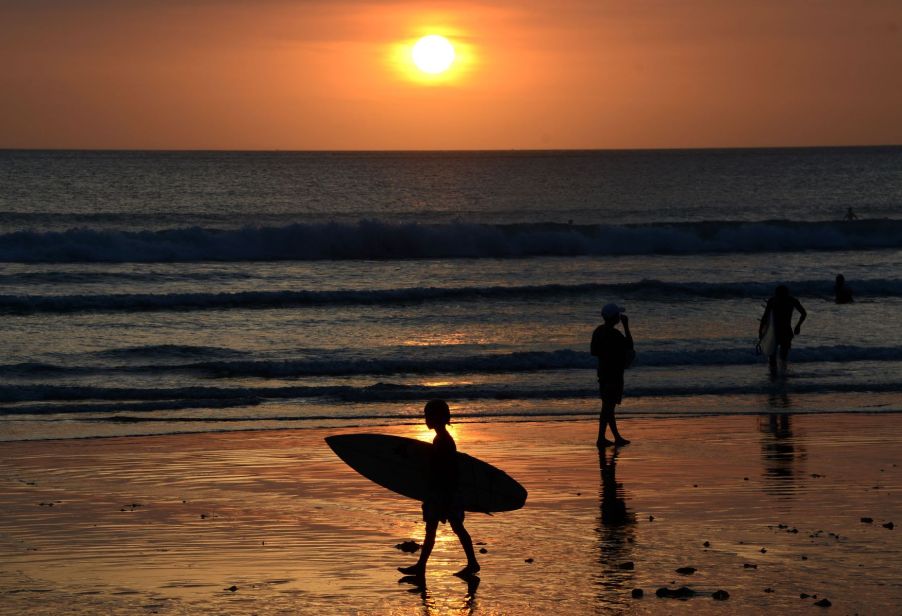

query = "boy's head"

[
  {"left": 775, "top": 284, "right": 789, "bottom": 298},
  {"left": 424, "top": 399, "right": 451, "bottom": 429},
  {"left": 601, "top": 302, "right": 623, "bottom": 325}
]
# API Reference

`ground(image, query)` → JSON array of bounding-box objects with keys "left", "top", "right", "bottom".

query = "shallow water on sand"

[{"left": 1, "top": 413, "right": 900, "bottom": 614}]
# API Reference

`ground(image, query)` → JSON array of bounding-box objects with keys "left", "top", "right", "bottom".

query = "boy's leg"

[
  {"left": 779, "top": 340, "right": 791, "bottom": 362},
  {"left": 399, "top": 519, "right": 438, "bottom": 575},
  {"left": 449, "top": 517, "right": 480, "bottom": 574},
  {"left": 597, "top": 397, "right": 613, "bottom": 447},
  {"left": 605, "top": 402, "right": 630, "bottom": 445}
]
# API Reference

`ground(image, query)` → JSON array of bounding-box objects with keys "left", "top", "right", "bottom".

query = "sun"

[{"left": 411, "top": 35, "right": 456, "bottom": 75}]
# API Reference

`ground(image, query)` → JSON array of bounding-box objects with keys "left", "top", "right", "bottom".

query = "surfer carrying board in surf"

[
  {"left": 759, "top": 285, "right": 807, "bottom": 372},
  {"left": 398, "top": 400, "right": 480, "bottom": 579},
  {"left": 591, "top": 303, "right": 634, "bottom": 448}
]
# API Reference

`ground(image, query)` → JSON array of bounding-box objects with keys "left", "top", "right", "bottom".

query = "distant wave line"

[
  {"left": 4, "top": 379, "right": 902, "bottom": 411},
  {"left": 2, "top": 277, "right": 901, "bottom": 314},
  {"left": 3, "top": 345, "right": 902, "bottom": 378},
  {"left": 1, "top": 218, "right": 900, "bottom": 263}
]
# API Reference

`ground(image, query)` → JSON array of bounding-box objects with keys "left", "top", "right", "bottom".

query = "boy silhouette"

[{"left": 398, "top": 400, "right": 480, "bottom": 578}]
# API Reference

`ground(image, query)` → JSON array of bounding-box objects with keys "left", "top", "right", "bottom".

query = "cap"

[{"left": 601, "top": 303, "right": 624, "bottom": 319}]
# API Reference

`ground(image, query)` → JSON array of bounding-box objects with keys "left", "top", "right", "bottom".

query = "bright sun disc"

[{"left": 412, "top": 35, "right": 455, "bottom": 74}]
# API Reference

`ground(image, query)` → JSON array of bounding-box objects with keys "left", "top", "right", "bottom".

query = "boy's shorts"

[
  {"left": 598, "top": 379, "right": 624, "bottom": 405},
  {"left": 422, "top": 491, "right": 465, "bottom": 524}
]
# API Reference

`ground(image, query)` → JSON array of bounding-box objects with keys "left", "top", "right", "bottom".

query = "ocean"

[{"left": 1, "top": 147, "right": 901, "bottom": 441}]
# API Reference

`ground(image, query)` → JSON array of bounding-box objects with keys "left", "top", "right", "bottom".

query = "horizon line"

[{"left": 2, "top": 143, "right": 901, "bottom": 154}]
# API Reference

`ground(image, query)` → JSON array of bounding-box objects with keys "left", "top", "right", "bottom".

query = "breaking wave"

[{"left": 1, "top": 219, "right": 900, "bottom": 263}]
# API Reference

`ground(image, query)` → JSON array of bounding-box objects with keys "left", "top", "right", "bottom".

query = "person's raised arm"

[
  {"left": 620, "top": 314, "right": 633, "bottom": 349},
  {"left": 794, "top": 298, "right": 807, "bottom": 335}
]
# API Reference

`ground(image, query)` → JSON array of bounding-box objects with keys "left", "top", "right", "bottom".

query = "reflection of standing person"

[
  {"left": 759, "top": 285, "right": 807, "bottom": 371},
  {"left": 590, "top": 303, "right": 634, "bottom": 448},
  {"left": 843, "top": 207, "right": 858, "bottom": 221},
  {"left": 834, "top": 274, "right": 854, "bottom": 304}
]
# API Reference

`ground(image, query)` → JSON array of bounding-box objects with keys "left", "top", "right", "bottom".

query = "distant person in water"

[
  {"left": 590, "top": 303, "right": 634, "bottom": 448},
  {"left": 759, "top": 285, "right": 807, "bottom": 371},
  {"left": 844, "top": 207, "right": 858, "bottom": 221},
  {"left": 399, "top": 400, "right": 480, "bottom": 579},
  {"left": 834, "top": 274, "right": 854, "bottom": 304}
]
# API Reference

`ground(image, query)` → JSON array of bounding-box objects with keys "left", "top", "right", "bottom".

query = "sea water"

[{"left": 1, "top": 147, "right": 901, "bottom": 440}]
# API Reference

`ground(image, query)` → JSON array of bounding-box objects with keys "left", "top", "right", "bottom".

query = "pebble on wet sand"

[
  {"left": 703, "top": 541, "right": 710, "bottom": 547},
  {"left": 712, "top": 590, "right": 730, "bottom": 601},
  {"left": 813, "top": 598, "right": 832, "bottom": 607},
  {"left": 395, "top": 541, "right": 420, "bottom": 553},
  {"left": 883, "top": 521, "right": 894, "bottom": 530},
  {"left": 631, "top": 588, "right": 644, "bottom": 599},
  {"left": 655, "top": 586, "right": 695, "bottom": 598},
  {"left": 225, "top": 585, "right": 238, "bottom": 592},
  {"left": 675, "top": 567, "right": 696, "bottom": 575},
  {"left": 743, "top": 563, "right": 758, "bottom": 569},
  {"left": 860, "top": 517, "right": 873, "bottom": 524}
]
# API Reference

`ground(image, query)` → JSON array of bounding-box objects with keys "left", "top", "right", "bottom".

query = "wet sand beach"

[{"left": 1, "top": 413, "right": 901, "bottom": 615}]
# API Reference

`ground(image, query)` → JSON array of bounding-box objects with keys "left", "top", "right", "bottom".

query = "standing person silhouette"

[
  {"left": 590, "top": 303, "right": 634, "bottom": 448},
  {"left": 759, "top": 285, "right": 807, "bottom": 372}
]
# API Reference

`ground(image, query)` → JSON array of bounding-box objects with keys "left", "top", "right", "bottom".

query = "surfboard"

[
  {"left": 758, "top": 310, "right": 777, "bottom": 356},
  {"left": 325, "top": 433, "right": 527, "bottom": 513}
]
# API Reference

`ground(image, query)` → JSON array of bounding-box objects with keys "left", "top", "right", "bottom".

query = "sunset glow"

[{"left": 1, "top": 1, "right": 900, "bottom": 149}]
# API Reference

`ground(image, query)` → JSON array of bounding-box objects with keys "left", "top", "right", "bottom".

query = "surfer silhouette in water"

[
  {"left": 399, "top": 400, "right": 480, "bottom": 579},
  {"left": 759, "top": 285, "right": 807, "bottom": 372},
  {"left": 590, "top": 303, "right": 634, "bottom": 448},
  {"left": 834, "top": 274, "right": 854, "bottom": 304}
]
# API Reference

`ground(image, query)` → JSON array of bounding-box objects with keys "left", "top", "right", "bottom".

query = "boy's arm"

[
  {"left": 590, "top": 327, "right": 601, "bottom": 357},
  {"left": 621, "top": 315, "right": 633, "bottom": 350}
]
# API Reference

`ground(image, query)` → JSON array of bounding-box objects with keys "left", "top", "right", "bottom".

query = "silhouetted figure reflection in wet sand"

[
  {"left": 398, "top": 400, "right": 480, "bottom": 580},
  {"left": 759, "top": 285, "right": 807, "bottom": 374},
  {"left": 398, "top": 572, "right": 479, "bottom": 610},
  {"left": 595, "top": 448, "right": 636, "bottom": 602},
  {"left": 591, "top": 303, "right": 635, "bottom": 447},
  {"left": 834, "top": 274, "right": 854, "bottom": 304},
  {"left": 758, "top": 407, "right": 807, "bottom": 497}
]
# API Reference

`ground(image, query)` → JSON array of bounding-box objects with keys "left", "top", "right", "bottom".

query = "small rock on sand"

[
  {"left": 675, "top": 567, "right": 696, "bottom": 575},
  {"left": 860, "top": 517, "right": 873, "bottom": 524},
  {"left": 225, "top": 585, "right": 238, "bottom": 592},
  {"left": 631, "top": 588, "right": 644, "bottom": 599},
  {"left": 743, "top": 563, "right": 758, "bottom": 569},
  {"left": 395, "top": 541, "right": 420, "bottom": 553},
  {"left": 479, "top": 548, "right": 488, "bottom": 554},
  {"left": 656, "top": 586, "right": 695, "bottom": 598},
  {"left": 712, "top": 590, "right": 730, "bottom": 601},
  {"left": 703, "top": 541, "right": 710, "bottom": 547},
  {"left": 525, "top": 558, "right": 534, "bottom": 563},
  {"left": 813, "top": 598, "right": 832, "bottom": 607},
  {"left": 883, "top": 521, "right": 894, "bottom": 530}
]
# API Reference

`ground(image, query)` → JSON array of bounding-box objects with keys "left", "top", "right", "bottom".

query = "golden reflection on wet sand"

[{"left": 1, "top": 413, "right": 901, "bottom": 614}]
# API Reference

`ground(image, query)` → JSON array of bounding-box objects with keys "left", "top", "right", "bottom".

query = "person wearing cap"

[{"left": 590, "top": 303, "right": 634, "bottom": 447}]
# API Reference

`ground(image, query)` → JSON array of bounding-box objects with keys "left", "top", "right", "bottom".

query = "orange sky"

[{"left": 1, "top": 0, "right": 900, "bottom": 150}]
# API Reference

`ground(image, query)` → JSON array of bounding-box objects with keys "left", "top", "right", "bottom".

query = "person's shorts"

[
  {"left": 775, "top": 330, "right": 794, "bottom": 350},
  {"left": 598, "top": 379, "right": 624, "bottom": 405},
  {"left": 422, "top": 491, "right": 465, "bottom": 524}
]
